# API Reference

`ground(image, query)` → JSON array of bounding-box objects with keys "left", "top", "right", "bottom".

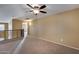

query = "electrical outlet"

[{"left": 60, "top": 38, "right": 64, "bottom": 42}]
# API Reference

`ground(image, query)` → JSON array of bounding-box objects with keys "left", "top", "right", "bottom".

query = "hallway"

[
  {"left": 0, "top": 4, "right": 79, "bottom": 54},
  {"left": 15, "top": 36, "right": 79, "bottom": 54}
]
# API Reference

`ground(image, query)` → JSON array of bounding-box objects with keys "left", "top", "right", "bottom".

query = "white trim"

[
  {"left": 29, "top": 35, "right": 79, "bottom": 51},
  {"left": 13, "top": 32, "right": 27, "bottom": 54}
]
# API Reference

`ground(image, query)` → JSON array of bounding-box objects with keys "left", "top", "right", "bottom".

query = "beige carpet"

[
  {"left": 16, "top": 36, "right": 79, "bottom": 54},
  {"left": 0, "top": 39, "right": 21, "bottom": 54}
]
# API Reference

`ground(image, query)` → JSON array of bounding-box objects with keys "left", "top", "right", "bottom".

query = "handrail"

[{"left": 0, "top": 29, "right": 24, "bottom": 40}]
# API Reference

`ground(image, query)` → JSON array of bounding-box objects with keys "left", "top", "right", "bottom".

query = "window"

[
  {"left": 0, "top": 24, "right": 5, "bottom": 41},
  {"left": 0, "top": 24, "right": 4, "bottom": 31}
]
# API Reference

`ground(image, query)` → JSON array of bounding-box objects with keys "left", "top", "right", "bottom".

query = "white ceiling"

[{"left": 0, "top": 4, "right": 79, "bottom": 21}]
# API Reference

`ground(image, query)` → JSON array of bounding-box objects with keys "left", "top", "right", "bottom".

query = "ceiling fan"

[{"left": 26, "top": 4, "right": 47, "bottom": 15}]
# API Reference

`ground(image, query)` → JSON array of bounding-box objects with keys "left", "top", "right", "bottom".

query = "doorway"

[{"left": 22, "top": 22, "right": 28, "bottom": 37}]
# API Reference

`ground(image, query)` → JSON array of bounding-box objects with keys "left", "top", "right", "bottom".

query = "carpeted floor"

[
  {"left": 16, "top": 36, "right": 79, "bottom": 54},
  {"left": 0, "top": 38, "right": 22, "bottom": 54}
]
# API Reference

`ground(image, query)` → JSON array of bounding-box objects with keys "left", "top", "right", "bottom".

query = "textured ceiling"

[{"left": 0, "top": 4, "right": 79, "bottom": 21}]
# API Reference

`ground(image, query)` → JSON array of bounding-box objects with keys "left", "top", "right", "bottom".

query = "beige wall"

[
  {"left": 5, "top": 23, "right": 8, "bottom": 39},
  {"left": 30, "top": 8, "right": 79, "bottom": 50},
  {"left": 12, "top": 19, "right": 22, "bottom": 38}
]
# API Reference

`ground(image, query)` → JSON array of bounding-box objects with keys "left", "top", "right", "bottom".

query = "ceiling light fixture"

[
  {"left": 27, "top": 4, "right": 47, "bottom": 15},
  {"left": 33, "top": 9, "right": 39, "bottom": 14}
]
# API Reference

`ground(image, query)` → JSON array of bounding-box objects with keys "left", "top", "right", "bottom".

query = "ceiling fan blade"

[
  {"left": 40, "top": 11, "right": 47, "bottom": 13},
  {"left": 27, "top": 4, "right": 34, "bottom": 9},
  {"left": 29, "top": 10, "right": 33, "bottom": 12},
  {"left": 40, "top": 5, "right": 46, "bottom": 9}
]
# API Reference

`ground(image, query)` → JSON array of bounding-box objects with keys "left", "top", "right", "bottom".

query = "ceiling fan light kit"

[
  {"left": 33, "top": 9, "right": 40, "bottom": 14},
  {"left": 27, "top": 4, "right": 47, "bottom": 15}
]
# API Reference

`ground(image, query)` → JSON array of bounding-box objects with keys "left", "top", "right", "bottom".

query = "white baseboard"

[{"left": 29, "top": 35, "right": 79, "bottom": 51}]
